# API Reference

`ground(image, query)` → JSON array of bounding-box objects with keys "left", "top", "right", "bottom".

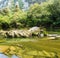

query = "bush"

[
  {"left": 1, "top": 22, "right": 9, "bottom": 30},
  {"left": 0, "top": 16, "right": 11, "bottom": 30}
]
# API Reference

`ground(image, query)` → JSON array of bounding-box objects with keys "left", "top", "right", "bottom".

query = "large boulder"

[
  {"left": 28, "top": 27, "right": 48, "bottom": 37},
  {"left": 28, "top": 27, "right": 40, "bottom": 36}
]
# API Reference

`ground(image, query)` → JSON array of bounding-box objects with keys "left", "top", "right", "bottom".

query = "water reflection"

[
  {"left": 11, "top": 55, "right": 19, "bottom": 58},
  {"left": 0, "top": 53, "right": 8, "bottom": 58},
  {"left": 0, "top": 54, "right": 19, "bottom": 58}
]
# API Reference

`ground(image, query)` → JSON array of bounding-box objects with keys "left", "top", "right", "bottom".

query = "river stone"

[
  {"left": 28, "top": 27, "right": 40, "bottom": 36},
  {"left": 17, "top": 30, "right": 32, "bottom": 38},
  {"left": 6, "top": 31, "right": 15, "bottom": 38},
  {"left": 5, "top": 30, "right": 32, "bottom": 38},
  {"left": 0, "top": 27, "right": 45, "bottom": 38},
  {"left": 0, "top": 30, "right": 7, "bottom": 38},
  {"left": 48, "top": 37, "right": 56, "bottom": 40},
  {"left": 12, "top": 30, "right": 20, "bottom": 38}
]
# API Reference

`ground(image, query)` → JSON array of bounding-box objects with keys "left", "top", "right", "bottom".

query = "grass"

[
  {"left": 0, "top": 38, "right": 60, "bottom": 58},
  {"left": 48, "top": 31, "right": 60, "bottom": 34}
]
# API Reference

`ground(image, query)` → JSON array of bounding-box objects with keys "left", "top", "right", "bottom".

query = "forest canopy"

[{"left": 0, "top": 0, "right": 60, "bottom": 30}]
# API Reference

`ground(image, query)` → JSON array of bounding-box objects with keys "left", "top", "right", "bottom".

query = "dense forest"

[{"left": 0, "top": 0, "right": 60, "bottom": 31}]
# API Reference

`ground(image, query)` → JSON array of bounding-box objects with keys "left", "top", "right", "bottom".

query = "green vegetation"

[{"left": 0, "top": 0, "right": 60, "bottom": 30}]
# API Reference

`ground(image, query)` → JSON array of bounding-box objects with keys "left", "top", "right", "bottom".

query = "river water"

[{"left": 0, "top": 54, "right": 19, "bottom": 58}]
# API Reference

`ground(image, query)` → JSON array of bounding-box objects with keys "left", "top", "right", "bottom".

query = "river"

[{"left": 0, "top": 54, "right": 19, "bottom": 58}]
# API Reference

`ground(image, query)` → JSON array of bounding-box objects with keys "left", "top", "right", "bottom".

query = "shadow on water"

[{"left": 0, "top": 54, "right": 19, "bottom": 58}]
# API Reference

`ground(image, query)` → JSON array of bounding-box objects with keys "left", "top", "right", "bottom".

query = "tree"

[
  {"left": 10, "top": 5, "right": 27, "bottom": 28},
  {"left": 47, "top": 0, "right": 60, "bottom": 30},
  {"left": 27, "top": 3, "right": 51, "bottom": 27},
  {"left": 27, "top": 3, "right": 42, "bottom": 27}
]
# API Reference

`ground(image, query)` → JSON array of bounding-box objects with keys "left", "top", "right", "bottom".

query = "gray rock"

[
  {"left": 6, "top": 31, "right": 15, "bottom": 38},
  {"left": 28, "top": 27, "right": 40, "bottom": 36},
  {"left": 18, "top": 30, "right": 32, "bottom": 38},
  {"left": 28, "top": 26, "right": 40, "bottom": 33},
  {"left": 0, "top": 30, "right": 7, "bottom": 38},
  {"left": 0, "top": 27, "right": 45, "bottom": 38},
  {"left": 5, "top": 30, "right": 32, "bottom": 38}
]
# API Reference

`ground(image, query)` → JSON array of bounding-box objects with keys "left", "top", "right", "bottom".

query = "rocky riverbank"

[{"left": 0, "top": 27, "right": 43, "bottom": 38}]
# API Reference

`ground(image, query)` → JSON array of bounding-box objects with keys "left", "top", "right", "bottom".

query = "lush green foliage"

[
  {"left": 27, "top": 0, "right": 60, "bottom": 29},
  {"left": 0, "top": 6, "right": 27, "bottom": 30},
  {"left": 47, "top": 0, "right": 60, "bottom": 27},
  {"left": 0, "top": 0, "right": 60, "bottom": 30},
  {"left": 27, "top": 3, "right": 50, "bottom": 27}
]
